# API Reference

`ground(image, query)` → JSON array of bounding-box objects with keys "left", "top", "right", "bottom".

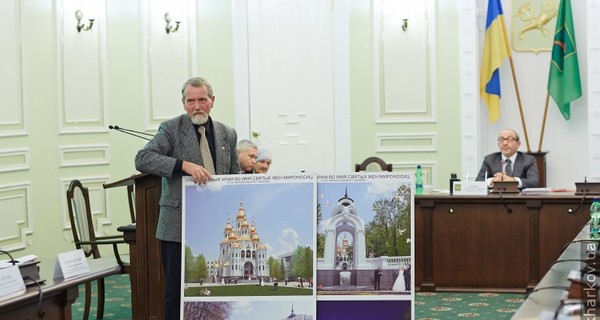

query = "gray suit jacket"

[
  {"left": 475, "top": 151, "right": 539, "bottom": 188},
  {"left": 135, "top": 115, "right": 241, "bottom": 242}
]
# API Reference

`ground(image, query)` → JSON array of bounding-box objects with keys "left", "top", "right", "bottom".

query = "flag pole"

[
  {"left": 500, "top": 17, "right": 531, "bottom": 152},
  {"left": 506, "top": 57, "right": 531, "bottom": 152},
  {"left": 538, "top": 93, "right": 551, "bottom": 152}
]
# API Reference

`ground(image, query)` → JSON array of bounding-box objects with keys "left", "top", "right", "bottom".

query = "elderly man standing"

[{"left": 135, "top": 76, "right": 240, "bottom": 319}]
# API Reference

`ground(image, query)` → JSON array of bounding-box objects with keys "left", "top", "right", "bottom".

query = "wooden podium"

[{"left": 105, "top": 173, "right": 164, "bottom": 319}]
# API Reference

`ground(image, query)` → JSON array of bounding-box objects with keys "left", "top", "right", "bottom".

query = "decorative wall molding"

[
  {"left": 55, "top": 0, "right": 109, "bottom": 134},
  {"left": 60, "top": 176, "right": 112, "bottom": 237},
  {"left": 376, "top": 133, "right": 437, "bottom": 153},
  {"left": 59, "top": 144, "right": 110, "bottom": 167},
  {"left": 458, "top": 0, "right": 482, "bottom": 179},
  {"left": 0, "top": 0, "right": 27, "bottom": 137},
  {"left": 372, "top": 0, "right": 436, "bottom": 123},
  {"left": 140, "top": 0, "right": 197, "bottom": 131},
  {"left": 0, "top": 182, "right": 33, "bottom": 251},
  {"left": 0, "top": 148, "right": 30, "bottom": 173},
  {"left": 331, "top": 0, "right": 352, "bottom": 171}
]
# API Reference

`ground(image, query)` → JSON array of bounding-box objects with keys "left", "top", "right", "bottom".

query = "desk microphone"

[
  {"left": 569, "top": 188, "right": 587, "bottom": 214},
  {"left": 108, "top": 125, "right": 153, "bottom": 141},
  {"left": 558, "top": 238, "right": 599, "bottom": 256},
  {"left": 553, "top": 300, "right": 586, "bottom": 319},
  {"left": 525, "top": 285, "right": 569, "bottom": 299}
]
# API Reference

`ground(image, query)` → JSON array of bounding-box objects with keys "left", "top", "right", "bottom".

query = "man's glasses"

[{"left": 497, "top": 137, "right": 518, "bottom": 143}]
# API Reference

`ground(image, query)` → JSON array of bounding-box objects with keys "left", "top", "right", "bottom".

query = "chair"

[
  {"left": 126, "top": 184, "right": 136, "bottom": 224},
  {"left": 66, "top": 179, "right": 130, "bottom": 320},
  {"left": 355, "top": 156, "right": 393, "bottom": 172}
]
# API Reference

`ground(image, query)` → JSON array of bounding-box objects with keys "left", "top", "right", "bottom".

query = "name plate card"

[
  {"left": 0, "top": 265, "right": 26, "bottom": 300},
  {"left": 54, "top": 249, "right": 90, "bottom": 279},
  {"left": 452, "top": 181, "right": 488, "bottom": 195}
]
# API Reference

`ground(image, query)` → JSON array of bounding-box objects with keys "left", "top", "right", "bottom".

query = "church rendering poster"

[
  {"left": 180, "top": 172, "right": 413, "bottom": 319},
  {"left": 181, "top": 174, "right": 317, "bottom": 319},
  {"left": 316, "top": 173, "right": 413, "bottom": 319}
]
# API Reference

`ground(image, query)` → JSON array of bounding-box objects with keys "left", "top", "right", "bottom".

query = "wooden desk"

[
  {"left": 415, "top": 193, "right": 591, "bottom": 292},
  {"left": 0, "top": 258, "right": 121, "bottom": 319}
]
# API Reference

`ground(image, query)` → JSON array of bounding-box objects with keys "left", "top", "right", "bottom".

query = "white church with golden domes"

[{"left": 208, "top": 200, "right": 270, "bottom": 282}]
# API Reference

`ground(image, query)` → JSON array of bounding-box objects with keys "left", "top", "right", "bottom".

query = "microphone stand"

[
  {"left": 498, "top": 188, "right": 513, "bottom": 214},
  {"left": 0, "top": 249, "right": 18, "bottom": 265},
  {"left": 108, "top": 125, "right": 153, "bottom": 141}
]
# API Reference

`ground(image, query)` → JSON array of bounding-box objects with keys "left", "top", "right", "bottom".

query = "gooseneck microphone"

[{"left": 108, "top": 125, "right": 154, "bottom": 141}]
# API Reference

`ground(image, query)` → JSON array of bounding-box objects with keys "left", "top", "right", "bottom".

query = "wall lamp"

[
  {"left": 164, "top": 12, "right": 180, "bottom": 34},
  {"left": 402, "top": 19, "right": 409, "bottom": 31},
  {"left": 75, "top": 9, "right": 94, "bottom": 32}
]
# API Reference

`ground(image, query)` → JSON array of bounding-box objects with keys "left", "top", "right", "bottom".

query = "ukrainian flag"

[{"left": 480, "top": 0, "right": 511, "bottom": 123}]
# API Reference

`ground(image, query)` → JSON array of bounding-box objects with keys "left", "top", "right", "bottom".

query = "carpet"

[
  {"left": 72, "top": 275, "right": 525, "bottom": 319},
  {"left": 71, "top": 274, "right": 132, "bottom": 320},
  {"left": 415, "top": 291, "right": 524, "bottom": 319}
]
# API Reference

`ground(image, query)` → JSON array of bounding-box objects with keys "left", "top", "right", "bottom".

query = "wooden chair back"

[
  {"left": 66, "top": 179, "right": 101, "bottom": 259},
  {"left": 127, "top": 184, "right": 136, "bottom": 224},
  {"left": 355, "top": 156, "right": 393, "bottom": 172}
]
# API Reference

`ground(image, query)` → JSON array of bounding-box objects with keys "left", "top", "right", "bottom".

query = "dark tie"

[
  {"left": 504, "top": 159, "right": 513, "bottom": 177},
  {"left": 198, "top": 126, "right": 215, "bottom": 174}
]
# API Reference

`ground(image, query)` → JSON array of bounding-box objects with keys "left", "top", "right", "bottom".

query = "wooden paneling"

[{"left": 415, "top": 194, "right": 591, "bottom": 292}]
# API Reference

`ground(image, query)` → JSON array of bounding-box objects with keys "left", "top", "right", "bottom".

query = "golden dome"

[
  {"left": 241, "top": 220, "right": 249, "bottom": 228},
  {"left": 224, "top": 219, "right": 232, "bottom": 231},
  {"left": 236, "top": 201, "right": 246, "bottom": 220},
  {"left": 252, "top": 233, "right": 260, "bottom": 242},
  {"left": 228, "top": 232, "right": 238, "bottom": 241}
]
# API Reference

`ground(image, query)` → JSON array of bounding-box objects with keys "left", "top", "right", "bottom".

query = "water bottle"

[
  {"left": 415, "top": 165, "right": 424, "bottom": 195},
  {"left": 591, "top": 197, "right": 600, "bottom": 240}
]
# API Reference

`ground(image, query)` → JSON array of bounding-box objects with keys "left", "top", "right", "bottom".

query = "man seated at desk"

[{"left": 476, "top": 128, "right": 539, "bottom": 189}]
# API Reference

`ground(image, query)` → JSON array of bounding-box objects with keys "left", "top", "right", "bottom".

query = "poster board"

[{"left": 181, "top": 172, "right": 414, "bottom": 319}]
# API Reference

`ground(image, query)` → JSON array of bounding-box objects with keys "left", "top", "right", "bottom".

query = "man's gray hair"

[
  {"left": 236, "top": 139, "right": 257, "bottom": 152},
  {"left": 181, "top": 77, "right": 214, "bottom": 101}
]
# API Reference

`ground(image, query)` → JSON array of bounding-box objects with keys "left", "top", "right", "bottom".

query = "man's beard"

[{"left": 191, "top": 112, "right": 208, "bottom": 125}]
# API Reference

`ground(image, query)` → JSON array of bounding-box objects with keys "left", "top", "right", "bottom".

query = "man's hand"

[
  {"left": 491, "top": 172, "right": 515, "bottom": 182},
  {"left": 182, "top": 160, "right": 213, "bottom": 184}
]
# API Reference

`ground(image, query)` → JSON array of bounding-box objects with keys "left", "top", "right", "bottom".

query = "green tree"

[
  {"left": 316, "top": 203, "right": 325, "bottom": 258},
  {"left": 365, "top": 185, "right": 411, "bottom": 256},
  {"left": 290, "top": 246, "right": 313, "bottom": 282},
  {"left": 196, "top": 254, "right": 209, "bottom": 281},
  {"left": 184, "top": 245, "right": 198, "bottom": 282},
  {"left": 268, "top": 256, "right": 284, "bottom": 280}
]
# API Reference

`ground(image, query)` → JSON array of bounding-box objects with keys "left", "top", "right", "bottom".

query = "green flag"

[{"left": 548, "top": 0, "right": 581, "bottom": 120}]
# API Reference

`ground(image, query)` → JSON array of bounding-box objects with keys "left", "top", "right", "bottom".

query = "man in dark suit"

[
  {"left": 135, "top": 77, "right": 241, "bottom": 319},
  {"left": 403, "top": 264, "right": 411, "bottom": 291},
  {"left": 374, "top": 268, "right": 382, "bottom": 290},
  {"left": 476, "top": 128, "right": 538, "bottom": 188}
]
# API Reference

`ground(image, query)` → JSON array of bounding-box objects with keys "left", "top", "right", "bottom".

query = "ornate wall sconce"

[
  {"left": 164, "top": 12, "right": 181, "bottom": 34},
  {"left": 402, "top": 19, "right": 409, "bottom": 31},
  {"left": 75, "top": 9, "right": 94, "bottom": 32}
]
